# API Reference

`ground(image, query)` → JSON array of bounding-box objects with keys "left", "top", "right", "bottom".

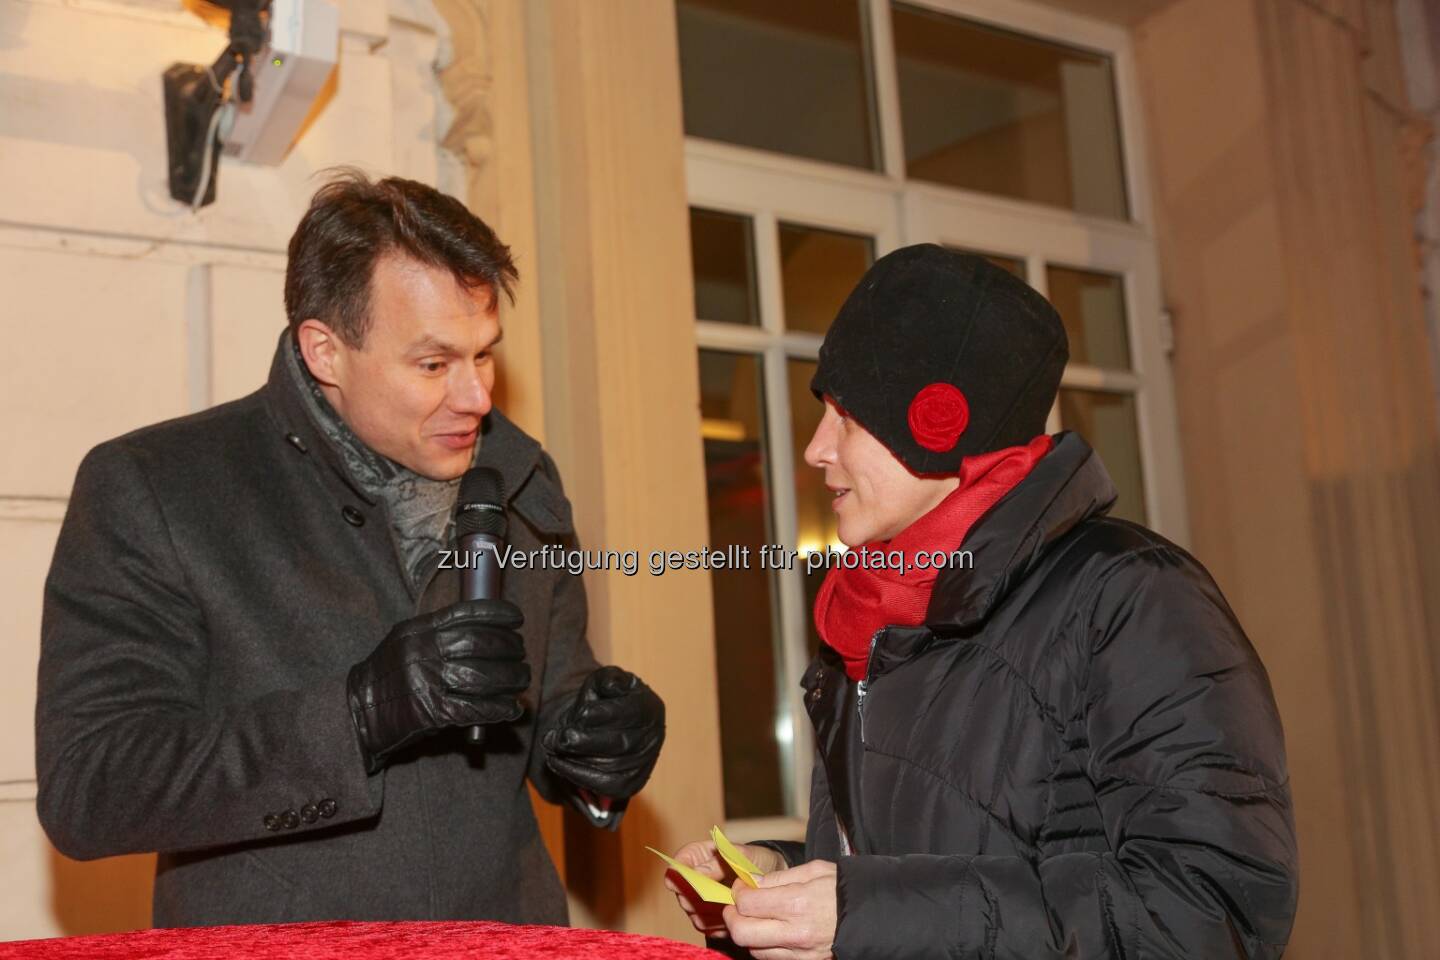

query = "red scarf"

[{"left": 813, "top": 435, "right": 1053, "bottom": 681}]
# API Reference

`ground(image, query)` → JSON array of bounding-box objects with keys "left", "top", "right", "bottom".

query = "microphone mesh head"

[{"left": 456, "top": 466, "right": 506, "bottom": 538}]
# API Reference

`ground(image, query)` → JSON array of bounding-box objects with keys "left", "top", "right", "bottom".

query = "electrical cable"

[
  {"left": 178, "top": 0, "right": 273, "bottom": 210},
  {"left": 190, "top": 76, "right": 233, "bottom": 210}
]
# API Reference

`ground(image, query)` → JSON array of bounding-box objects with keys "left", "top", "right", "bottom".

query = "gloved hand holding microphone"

[
  {"left": 348, "top": 464, "right": 530, "bottom": 773},
  {"left": 346, "top": 463, "right": 665, "bottom": 791},
  {"left": 346, "top": 598, "right": 530, "bottom": 775}
]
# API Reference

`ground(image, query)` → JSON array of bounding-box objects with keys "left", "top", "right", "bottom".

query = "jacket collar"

[
  {"left": 805, "top": 432, "right": 1117, "bottom": 688},
  {"left": 923, "top": 431, "right": 1117, "bottom": 633},
  {"left": 261, "top": 330, "right": 543, "bottom": 510}
]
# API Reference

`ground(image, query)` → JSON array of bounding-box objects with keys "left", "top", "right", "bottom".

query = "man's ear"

[{"left": 295, "top": 319, "right": 344, "bottom": 388}]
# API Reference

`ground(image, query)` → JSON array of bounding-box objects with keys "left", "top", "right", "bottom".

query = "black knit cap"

[{"left": 810, "top": 244, "right": 1068, "bottom": 474}]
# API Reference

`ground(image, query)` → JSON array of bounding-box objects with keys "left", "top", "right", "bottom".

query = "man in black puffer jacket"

[{"left": 668, "top": 245, "right": 1298, "bottom": 959}]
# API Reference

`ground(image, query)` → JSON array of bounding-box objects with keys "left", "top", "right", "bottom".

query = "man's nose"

[
  {"left": 804, "top": 413, "right": 835, "bottom": 469},
  {"left": 449, "top": 367, "right": 493, "bottom": 418}
]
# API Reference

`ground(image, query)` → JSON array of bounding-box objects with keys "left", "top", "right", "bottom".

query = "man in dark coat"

[
  {"left": 35, "top": 173, "right": 665, "bottom": 926},
  {"left": 668, "top": 246, "right": 1298, "bottom": 958}
]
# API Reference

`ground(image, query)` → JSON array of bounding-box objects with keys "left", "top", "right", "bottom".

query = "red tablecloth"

[{"left": 0, "top": 920, "right": 724, "bottom": 958}]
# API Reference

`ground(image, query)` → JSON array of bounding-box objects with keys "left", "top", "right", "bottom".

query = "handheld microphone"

[{"left": 455, "top": 465, "right": 507, "bottom": 745}]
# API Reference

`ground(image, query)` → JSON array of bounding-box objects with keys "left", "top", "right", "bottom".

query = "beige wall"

[
  {"left": 1135, "top": 0, "right": 1440, "bottom": 955},
  {"left": 519, "top": 0, "right": 725, "bottom": 939}
]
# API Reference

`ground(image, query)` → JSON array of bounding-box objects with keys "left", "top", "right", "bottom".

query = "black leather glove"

[
  {"left": 542, "top": 666, "right": 665, "bottom": 800},
  {"left": 347, "top": 599, "right": 530, "bottom": 774}
]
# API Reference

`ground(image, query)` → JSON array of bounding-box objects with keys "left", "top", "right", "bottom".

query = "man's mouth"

[
  {"left": 827, "top": 484, "right": 850, "bottom": 507},
  {"left": 434, "top": 429, "right": 478, "bottom": 450}
]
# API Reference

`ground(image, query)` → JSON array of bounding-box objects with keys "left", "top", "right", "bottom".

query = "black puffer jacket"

[{"left": 766, "top": 432, "right": 1298, "bottom": 959}]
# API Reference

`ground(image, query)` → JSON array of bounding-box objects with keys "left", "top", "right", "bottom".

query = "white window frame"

[
  {"left": 686, "top": 0, "right": 1188, "bottom": 842},
  {"left": 690, "top": 155, "right": 902, "bottom": 835}
]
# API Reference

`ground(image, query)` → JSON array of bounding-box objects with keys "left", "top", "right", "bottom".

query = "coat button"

[
  {"left": 263, "top": 813, "right": 280, "bottom": 832},
  {"left": 318, "top": 798, "right": 337, "bottom": 819},
  {"left": 342, "top": 506, "right": 365, "bottom": 527},
  {"left": 281, "top": 809, "right": 300, "bottom": 829},
  {"left": 285, "top": 433, "right": 308, "bottom": 454},
  {"left": 300, "top": 804, "right": 319, "bottom": 824}
]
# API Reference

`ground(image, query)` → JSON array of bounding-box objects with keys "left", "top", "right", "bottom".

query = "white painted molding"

[
  {"left": 0, "top": 781, "right": 38, "bottom": 804},
  {"left": 0, "top": 223, "right": 287, "bottom": 270},
  {"left": 0, "top": 498, "right": 67, "bottom": 523}
]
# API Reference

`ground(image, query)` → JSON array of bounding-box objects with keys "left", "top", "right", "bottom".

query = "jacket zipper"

[{"left": 856, "top": 629, "right": 883, "bottom": 743}]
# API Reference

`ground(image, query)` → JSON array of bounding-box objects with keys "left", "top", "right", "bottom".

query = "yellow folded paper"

[
  {"left": 711, "top": 825, "right": 764, "bottom": 888},
  {"left": 647, "top": 847, "right": 735, "bottom": 905}
]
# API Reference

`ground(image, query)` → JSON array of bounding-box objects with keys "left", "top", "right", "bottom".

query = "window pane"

[
  {"left": 788, "top": 359, "right": 836, "bottom": 657},
  {"left": 699, "top": 350, "right": 786, "bottom": 818},
  {"left": 891, "top": 3, "right": 1129, "bottom": 219},
  {"left": 1046, "top": 265, "right": 1130, "bottom": 369},
  {"left": 677, "top": 0, "right": 879, "bottom": 170},
  {"left": 779, "top": 223, "right": 875, "bottom": 334},
  {"left": 945, "top": 245, "right": 1026, "bottom": 281},
  {"left": 691, "top": 208, "right": 760, "bottom": 326},
  {"left": 1058, "top": 389, "right": 1146, "bottom": 524}
]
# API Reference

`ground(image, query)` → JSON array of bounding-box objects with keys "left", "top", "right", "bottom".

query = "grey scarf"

[{"left": 284, "top": 338, "right": 477, "bottom": 588}]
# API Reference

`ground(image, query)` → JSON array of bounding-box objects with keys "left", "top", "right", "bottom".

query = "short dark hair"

[{"left": 284, "top": 169, "right": 518, "bottom": 347}]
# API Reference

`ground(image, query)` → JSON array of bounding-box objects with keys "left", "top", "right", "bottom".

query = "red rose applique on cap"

[{"left": 908, "top": 383, "right": 970, "bottom": 452}]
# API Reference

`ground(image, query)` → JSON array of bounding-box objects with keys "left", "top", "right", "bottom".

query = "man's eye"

[{"left": 421, "top": 360, "right": 446, "bottom": 373}]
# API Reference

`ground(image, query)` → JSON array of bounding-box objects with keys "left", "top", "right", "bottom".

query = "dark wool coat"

[
  {"left": 36, "top": 333, "right": 598, "bottom": 927},
  {"left": 763, "top": 433, "right": 1298, "bottom": 959}
]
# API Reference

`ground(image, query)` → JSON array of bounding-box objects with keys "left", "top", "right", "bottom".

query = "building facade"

[{"left": 2, "top": 0, "right": 1438, "bottom": 954}]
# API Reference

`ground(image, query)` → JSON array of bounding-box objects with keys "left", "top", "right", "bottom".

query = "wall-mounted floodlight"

[{"left": 163, "top": 0, "right": 338, "bottom": 209}]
